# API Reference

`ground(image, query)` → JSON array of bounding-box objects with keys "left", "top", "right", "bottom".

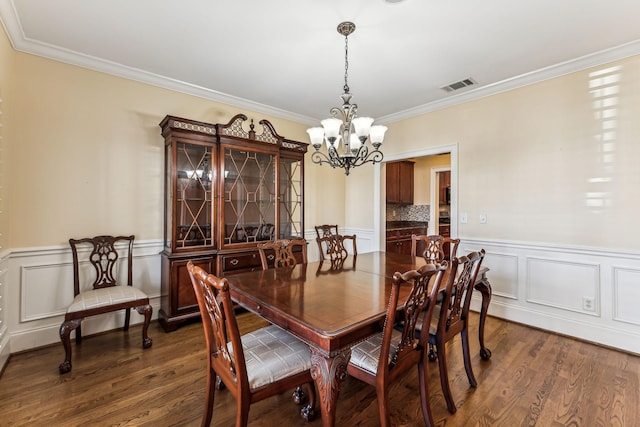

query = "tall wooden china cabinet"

[{"left": 159, "top": 115, "right": 307, "bottom": 331}]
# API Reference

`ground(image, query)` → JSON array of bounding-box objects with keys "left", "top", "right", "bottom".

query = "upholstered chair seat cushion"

[
  {"left": 231, "top": 325, "right": 312, "bottom": 389},
  {"left": 349, "top": 329, "right": 403, "bottom": 374},
  {"left": 67, "top": 286, "right": 148, "bottom": 313}
]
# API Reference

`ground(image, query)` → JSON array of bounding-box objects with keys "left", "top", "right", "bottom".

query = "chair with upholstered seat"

[
  {"left": 427, "top": 249, "right": 485, "bottom": 413},
  {"left": 257, "top": 238, "right": 307, "bottom": 270},
  {"left": 347, "top": 262, "right": 447, "bottom": 427},
  {"left": 411, "top": 234, "right": 460, "bottom": 262},
  {"left": 187, "top": 262, "right": 316, "bottom": 426},
  {"left": 59, "top": 235, "right": 152, "bottom": 374},
  {"left": 314, "top": 224, "right": 357, "bottom": 260}
]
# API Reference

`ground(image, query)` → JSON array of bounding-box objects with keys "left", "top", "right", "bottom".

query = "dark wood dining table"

[{"left": 227, "top": 251, "right": 492, "bottom": 427}]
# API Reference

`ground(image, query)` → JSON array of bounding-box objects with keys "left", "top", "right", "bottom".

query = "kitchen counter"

[{"left": 386, "top": 221, "right": 429, "bottom": 231}]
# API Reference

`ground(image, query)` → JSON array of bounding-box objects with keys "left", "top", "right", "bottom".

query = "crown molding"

[{"left": 378, "top": 39, "right": 640, "bottom": 124}]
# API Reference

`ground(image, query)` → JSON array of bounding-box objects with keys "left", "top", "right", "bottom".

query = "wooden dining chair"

[
  {"left": 314, "top": 224, "right": 357, "bottom": 260},
  {"left": 257, "top": 238, "right": 307, "bottom": 270},
  {"left": 59, "top": 235, "right": 152, "bottom": 374},
  {"left": 411, "top": 234, "right": 460, "bottom": 262},
  {"left": 187, "top": 261, "right": 316, "bottom": 426},
  {"left": 347, "top": 262, "right": 447, "bottom": 427},
  {"left": 428, "top": 249, "right": 485, "bottom": 413}
]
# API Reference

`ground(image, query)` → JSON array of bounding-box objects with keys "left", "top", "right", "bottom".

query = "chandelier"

[{"left": 307, "top": 22, "right": 387, "bottom": 176}]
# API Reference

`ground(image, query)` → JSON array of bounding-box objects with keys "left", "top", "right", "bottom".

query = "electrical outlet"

[
  {"left": 583, "top": 296, "right": 595, "bottom": 311},
  {"left": 479, "top": 213, "right": 487, "bottom": 224},
  {"left": 460, "top": 212, "right": 467, "bottom": 224}
]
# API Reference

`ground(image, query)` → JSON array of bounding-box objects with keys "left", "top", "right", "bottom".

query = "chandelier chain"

[{"left": 343, "top": 33, "right": 350, "bottom": 94}]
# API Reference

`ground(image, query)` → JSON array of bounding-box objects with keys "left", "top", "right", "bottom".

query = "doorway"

[{"left": 375, "top": 144, "right": 457, "bottom": 251}]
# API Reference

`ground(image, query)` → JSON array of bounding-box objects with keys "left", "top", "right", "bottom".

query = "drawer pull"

[
  {"left": 257, "top": 305, "right": 262, "bottom": 311},
  {"left": 230, "top": 259, "right": 239, "bottom": 266},
  {"left": 267, "top": 254, "right": 275, "bottom": 261}
]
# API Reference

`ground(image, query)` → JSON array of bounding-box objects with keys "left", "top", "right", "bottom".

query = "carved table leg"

[
  {"left": 309, "top": 347, "right": 351, "bottom": 427},
  {"left": 474, "top": 274, "right": 492, "bottom": 360}
]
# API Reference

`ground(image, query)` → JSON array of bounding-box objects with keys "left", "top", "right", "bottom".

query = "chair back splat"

[
  {"left": 411, "top": 234, "right": 460, "bottom": 262},
  {"left": 187, "top": 262, "right": 316, "bottom": 426},
  {"left": 257, "top": 238, "right": 307, "bottom": 270},
  {"left": 59, "top": 235, "right": 152, "bottom": 374}
]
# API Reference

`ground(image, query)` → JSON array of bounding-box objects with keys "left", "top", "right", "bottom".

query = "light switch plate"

[{"left": 460, "top": 212, "right": 467, "bottom": 224}]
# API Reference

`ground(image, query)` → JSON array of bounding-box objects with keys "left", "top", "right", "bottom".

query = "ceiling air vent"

[{"left": 441, "top": 78, "right": 477, "bottom": 92}]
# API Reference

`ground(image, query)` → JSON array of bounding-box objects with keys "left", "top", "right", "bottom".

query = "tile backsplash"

[{"left": 386, "top": 204, "right": 430, "bottom": 222}]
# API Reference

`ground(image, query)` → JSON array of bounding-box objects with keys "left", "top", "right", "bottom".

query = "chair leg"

[
  {"left": 135, "top": 304, "right": 153, "bottom": 348},
  {"left": 436, "top": 339, "right": 457, "bottom": 413},
  {"left": 427, "top": 343, "right": 437, "bottom": 361},
  {"left": 377, "top": 385, "right": 391, "bottom": 427},
  {"left": 236, "top": 399, "right": 250, "bottom": 427},
  {"left": 461, "top": 327, "right": 477, "bottom": 387},
  {"left": 59, "top": 318, "right": 82, "bottom": 374},
  {"left": 418, "top": 359, "right": 435, "bottom": 427},
  {"left": 201, "top": 367, "right": 216, "bottom": 427},
  {"left": 292, "top": 386, "right": 305, "bottom": 404},
  {"left": 300, "top": 382, "right": 316, "bottom": 421},
  {"left": 124, "top": 307, "right": 131, "bottom": 331}
]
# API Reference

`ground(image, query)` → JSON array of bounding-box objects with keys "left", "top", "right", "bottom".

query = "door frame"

[{"left": 374, "top": 143, "right": 457, "bottom": 251}]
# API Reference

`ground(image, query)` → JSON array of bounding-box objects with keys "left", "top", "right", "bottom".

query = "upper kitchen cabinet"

[{"left": 386, "top": 160, "right": 414, "bottom": 205}]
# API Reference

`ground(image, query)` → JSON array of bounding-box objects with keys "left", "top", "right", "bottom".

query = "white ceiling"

[{"left": 2, "top": 0, "right": 640, "bottom": 125}]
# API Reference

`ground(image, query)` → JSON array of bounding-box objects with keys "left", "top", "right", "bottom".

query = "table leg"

[
  {"left": 474, "top": 273, "right": 492, "bottom": 360},
  {"left": 309, "top": 347, "right": 351, "bottom": 427}
]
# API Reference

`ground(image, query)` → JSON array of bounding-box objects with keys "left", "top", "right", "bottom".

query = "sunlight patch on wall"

[{"left": 587, "top": 65, "right": 620, "bottom": 212}]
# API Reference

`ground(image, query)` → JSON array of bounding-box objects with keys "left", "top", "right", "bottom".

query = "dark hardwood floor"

[{"left": 1, "top": 312, "right": 639, "bottom": 426}]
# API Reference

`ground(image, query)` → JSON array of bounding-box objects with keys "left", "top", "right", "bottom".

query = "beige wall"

[
  {"left": 5, "top": 41, "right": 341, "bottom": 248},
  {"left": 413, "top": 154, "right": 450, "bottom": 205},
  {"left": 4, "top": 22, "right": 640, "bottom": 253},
  {"left": 0, "top": 24, "right": 12, "bottom": 251},
  {"left": 354, "top": 56, "right": 640, "bottom": 251}
]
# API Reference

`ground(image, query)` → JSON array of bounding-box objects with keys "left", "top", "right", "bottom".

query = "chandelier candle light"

[{"left": 307, "top": 22, "right": 387, "bottom": 176}]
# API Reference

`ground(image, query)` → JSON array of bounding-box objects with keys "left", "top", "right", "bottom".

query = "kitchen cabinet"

[
  {"left": 385, "top": 222, "right": 428, "bottom": 256},
  {"left": 386, "top": 161, "right": 414, "bottom": 205},
  {"left": 158, "top": 114, "right": 307, "bottom": 331}
]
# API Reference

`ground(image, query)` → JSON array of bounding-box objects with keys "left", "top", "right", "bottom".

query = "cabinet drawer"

[{"left": 219, "top": 251, "right": 261, "bottom": 274}]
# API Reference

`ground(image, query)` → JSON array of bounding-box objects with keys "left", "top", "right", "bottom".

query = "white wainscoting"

[
  {"left": 462, "top": 238, "right": 640, "bottom": 355},
  {"left": 6, "top": 240, "right": 164, "bottom": 354},
  {"left": 0, "top": 251, "right": 10, "bottom": 373},
  {"left": 4, "top": 234, "right": 640, "bottom": 358}
]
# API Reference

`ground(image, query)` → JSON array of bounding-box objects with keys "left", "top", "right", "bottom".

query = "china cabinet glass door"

[
  {"left": 172, "top": 142, "right": 213, "bottom": 249},
  {"left": 223, "top": 147, "right": 276, "bottom": 245},
  {"left": 279, "top": 157, "right": 303, "bottom": 239}
]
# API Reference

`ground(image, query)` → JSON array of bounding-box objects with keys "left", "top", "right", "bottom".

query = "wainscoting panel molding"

[
  {"left": 526, "top": 257, "right": 600, "bottom": 315},
  {"left": 461, "top": 245, "right": 519, "bottom": 300},
  {"left": 612, "top": 266, "right": 640, "bottom": 326}
]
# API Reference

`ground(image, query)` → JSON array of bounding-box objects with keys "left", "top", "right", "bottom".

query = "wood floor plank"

[{"left": 1, "top": 312, "right": 639, "bottom": 426}]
